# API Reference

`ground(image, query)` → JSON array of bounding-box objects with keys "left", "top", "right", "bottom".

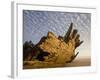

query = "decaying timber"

[{"left": 23, "top": 23, "right": 83, "bottom": 68}]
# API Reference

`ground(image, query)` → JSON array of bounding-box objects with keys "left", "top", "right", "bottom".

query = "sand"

[{"left": 23, "top": 57, "right": 91, "bottom": 69}]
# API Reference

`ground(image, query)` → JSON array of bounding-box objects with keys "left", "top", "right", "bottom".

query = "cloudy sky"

[{"left": 23, "top": 10, "right": 91, "bottom": 58}]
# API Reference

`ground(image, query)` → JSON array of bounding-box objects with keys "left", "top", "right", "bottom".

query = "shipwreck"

[{"left": 23, "top": 23, "right": 83, "bottom": 69}]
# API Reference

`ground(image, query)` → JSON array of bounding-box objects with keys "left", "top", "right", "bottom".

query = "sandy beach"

[
  {"left": 65, "top": 58, "right": 91, "bottom": 67},
  {"left": 23, "top": 57, "right": 91, "bottom": 69}
]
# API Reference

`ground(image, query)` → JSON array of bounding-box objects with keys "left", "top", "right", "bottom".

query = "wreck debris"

[
  {"left": 23, "top": 22, "right": 83, "bottom": 68},
  {"left": 63, "top": 22, "right": 73, "bottom": 43}
]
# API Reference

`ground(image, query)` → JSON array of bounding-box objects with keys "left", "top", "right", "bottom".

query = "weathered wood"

[
  {"left": 63, "top": 22, "right": 73, "bottom": 43},
  {"left": 23, "top": 23, "right": 84, "bottom": 68},
  {"left": 75, "top": 41, "right": 84, "bottom": 48}
]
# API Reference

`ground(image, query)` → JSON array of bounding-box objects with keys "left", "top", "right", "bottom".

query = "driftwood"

[{"left": 23, "top": 23, "right": 83, "bottom": 69}]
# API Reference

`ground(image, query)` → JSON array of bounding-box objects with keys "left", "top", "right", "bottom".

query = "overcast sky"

[{"left": 23, "top": 10, "right": 91, "bottom": 58}]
